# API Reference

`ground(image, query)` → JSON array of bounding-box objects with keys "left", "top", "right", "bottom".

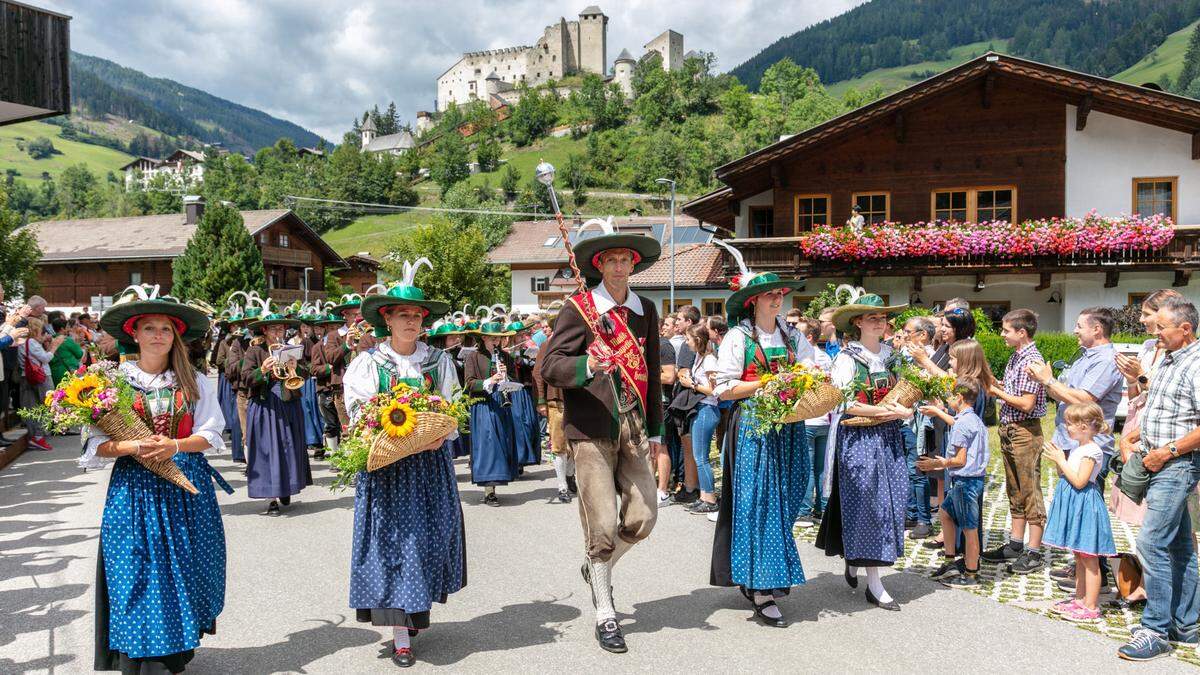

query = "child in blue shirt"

[{"left": 918, "top": 378, "right": 989, "bottom": 587}]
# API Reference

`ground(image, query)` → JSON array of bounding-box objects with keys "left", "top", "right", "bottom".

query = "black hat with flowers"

[
  {"left": 100, "top": 284, "right": 211, "bottom": 346},
  {"left": 361, "top": 258, "right": 450, "bottom": 331},
  {"left": 570, "top": 216, "right": 661, "bottom": 282},
  {"left": 714, "top": 239, "right": 805, "bottom": 325}
]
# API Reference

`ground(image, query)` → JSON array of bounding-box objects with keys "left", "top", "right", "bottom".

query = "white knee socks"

[
  {"left": 865, "top": 566, "right": 893, "bottom": 603},
  {"left": 589, "top": 559, "right": 616, "bottom": 623},
  {"left": 392, "top": 626, "right": 410, "bottom": 650},
  {"left": 553, "top": 454, "right": 574, "bottom": 492}
]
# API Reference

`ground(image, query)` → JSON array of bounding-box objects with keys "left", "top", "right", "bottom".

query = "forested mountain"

[
  {"left": 70, "top": 52, "right": 322, "bottom": 153},
  {"left": 731, "top": 0, "right": 1200, "bottom": 91}
]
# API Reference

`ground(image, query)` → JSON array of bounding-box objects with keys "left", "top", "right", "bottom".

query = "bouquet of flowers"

[
  {"left": 21, "top": 362, "right": 198, "bottom": 493},
  {"left": 744, "top": 362, "right": 842, "bottom": 435},
  {"left": 842, "top": 363, "right": 956, "bottom": 427},
  {"left": 328, "top": 383, "right": 475, "bottom": 490}
]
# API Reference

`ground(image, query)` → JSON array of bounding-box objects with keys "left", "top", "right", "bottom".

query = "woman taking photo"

[
  {"left": 342, "top": 264, "right": 464, "bottom": 668},
  {"left": 678, "top": 323, "right": 720, "bottom": 515},
  {"left": 709, "top": 258, "right": 814, "bottom": 629},
  {"left": 815, "top": 290, "right": 911, "bottom": 611},
  {"left": 20, "top": 316, "right": 56, "bottom": 451},
  {"left": 86, "top": 287, "right": 231, "bottom": 672},
  {"left": 241, "top": 304, "right": 312, "bottom": 515}
]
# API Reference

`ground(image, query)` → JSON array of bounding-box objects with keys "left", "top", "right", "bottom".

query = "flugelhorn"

[{"left": 269, "top": 343, "right": 305, "bottom": 390}]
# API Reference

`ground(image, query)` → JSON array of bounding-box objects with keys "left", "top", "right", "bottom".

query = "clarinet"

[{"left": 493, "top": 349, "right": 512, "bottom": 407}]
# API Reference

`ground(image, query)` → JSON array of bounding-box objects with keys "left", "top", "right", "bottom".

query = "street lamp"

[
  {"left": 303, "top": 266, "right": 312, "bottom": 304},
  {"left": 655, "top": 178, "right": 677, "bottom": 309}
]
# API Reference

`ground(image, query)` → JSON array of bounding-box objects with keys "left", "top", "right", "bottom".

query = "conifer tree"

[{"left": 172, "top": 202, "right": 266, "bottom": 304}]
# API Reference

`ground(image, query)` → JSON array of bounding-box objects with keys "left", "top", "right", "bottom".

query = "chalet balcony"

[
  {"left": 721, "top": 225, "right": 1200, "bottom": 284},
  {"left": 261, "top": 245, "right": 312, "bottom": 267},
  {"left": 268, "top": 288, "right": 326, "bottom": 303}
]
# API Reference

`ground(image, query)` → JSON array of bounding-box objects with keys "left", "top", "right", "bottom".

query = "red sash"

[{"left": 569, "top": 290, "right": 649, "bottom": 413}]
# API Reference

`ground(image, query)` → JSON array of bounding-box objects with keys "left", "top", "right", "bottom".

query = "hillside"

[
  {"left": 732, "top": 0, "right": 1200, "bottom": 92},
  {"left": 71, "top": 52, "right": 323, "bottom": 153},
  {"left": 826, "top": 40, "right": 1009, "bottom": 98},
  {"left": 1113, "top": 19, "right": 1200, "bottom": 86},
  {"left": 0, "top": 120, "right": 133, "bottom": 186}
]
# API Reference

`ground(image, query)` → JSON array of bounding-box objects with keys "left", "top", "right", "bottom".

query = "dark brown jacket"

[
  {"left": 322, "top": 331, "right": 352, "bottom": 387},
  {"left": 463, "top": 346, "right": 514, "bottom": 395},
  {"left": 225, "top": 336, "right": 248, "bottom": 393},
  {"left": 532, "top": 349, "right": 561, "bottom": 404},
  {"left": 240, "top": 343, "right": 310, "bottom": 401},
  {"left": 540, "top": 290, "right": 663, "bottom": 441}
]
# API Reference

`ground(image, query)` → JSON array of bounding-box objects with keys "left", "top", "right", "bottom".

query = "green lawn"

[
  {"left": 322, "top": 210, "right": 435, "bottom": 258},
  {"left": 0, "top": 120, "right": 133, "bottom": 186},
  {"left": 826, "top": 40, "right": 1011, "bottom": 99},
  {"left": 1113, "top": 19, "right": 1200, "bottom": 87},
  {"left": 464, "top": 134, "right": 587, "bottom": 190}
]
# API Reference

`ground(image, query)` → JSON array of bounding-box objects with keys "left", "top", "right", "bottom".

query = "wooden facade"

[
  {"left": 0, "top": 2, "right": 70, "bottom": 125},
  {"left": 335, "top": 254, "right": 380, "bottom": 294},
  {"left": 40, "top": 259, "right": 174, "bottom": 306}
]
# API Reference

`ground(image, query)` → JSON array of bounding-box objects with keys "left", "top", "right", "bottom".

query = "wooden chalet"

[
  {"left": 28, "top": 196, "right": 348, "bottom": 308},
  {"left": 0, "top": 1, "right": 70, "bottom": 126},
  {"left": 683, "top": 52, "right": 1200, "bottom": 330},
  {"left": 336, "top": 253, "right": 381, "bottom": 293}
]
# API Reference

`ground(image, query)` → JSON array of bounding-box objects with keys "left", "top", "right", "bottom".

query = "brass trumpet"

[
  {"left": 345, "top": 319, "right": 369, "bottom": 347},
  {"left": 268, "top": 343, "right": 305, "bottom": 391}
]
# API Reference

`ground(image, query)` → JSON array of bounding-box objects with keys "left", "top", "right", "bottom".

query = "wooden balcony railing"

[
  {"left": 721, "top": 226, "right": 1200, "bottom": 278},
  {"left": 268, "top": 288, "right": 326, "bottom": 303},
  {"left": 261, "top": 245, "right": 312, "bottom": 267}
]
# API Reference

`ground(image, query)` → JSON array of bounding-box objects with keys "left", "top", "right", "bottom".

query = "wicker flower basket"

[
  {"left": 366, "top": 411, "right": 458, "bottom": 472},
  {"left": 96, "top": 411, "right": 199, "bottom": 495},
  {"left": 780, "top": 382, "right": 844, "bottom": 424},
  {"left": 840, "top": 379, "right": 923, "bottom": 428}
]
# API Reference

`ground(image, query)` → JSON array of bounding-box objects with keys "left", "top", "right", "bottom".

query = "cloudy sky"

[{"left": 43, "top": 0, "right": 866, "bottom": 142}]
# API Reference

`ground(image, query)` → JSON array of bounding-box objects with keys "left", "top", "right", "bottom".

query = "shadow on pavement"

[
  {"left": 197, "top": 615, "right": 380, "bottom": 672},
  {"left": 413, "top": 598, "right": 582, "bottom": 666},
  {"left": 0, "top": 583, "right": 90, "bottom": 649},
  {"left": 457, "top": 487, "right": 562, "bottom": 507}
]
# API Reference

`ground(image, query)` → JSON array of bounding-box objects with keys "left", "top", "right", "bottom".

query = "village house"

[
  {"left": 683, "top": 52, "right": 1200, "bottom": 330},
  {"left": 335, "top": 252, "right": 382, "bottom": 294},
  {"left": 121, "top": 149, "right": 208, "bottom": 191},
  {"left": 487, "top": 215, "right": 728, "bottom": 316},
  {"left": 28, "top": 196, "right": 347, "bottom": 310}
]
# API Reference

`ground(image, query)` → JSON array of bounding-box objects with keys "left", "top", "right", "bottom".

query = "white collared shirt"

[{"left": 591, "top": 283, "right": 644, "bottom": 316}]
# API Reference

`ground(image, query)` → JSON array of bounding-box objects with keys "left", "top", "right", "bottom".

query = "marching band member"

[
  {"left": 241, "top": 300, "right": 312, "bottom": 515},
  {"left": 342, "top": 261, "right": 464, "bottom": 668},
  {"left": 463, "top": 318, "right": 518, "bottom": 505}
]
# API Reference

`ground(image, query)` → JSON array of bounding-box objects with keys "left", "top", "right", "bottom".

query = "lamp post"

[
  {"left": 303, "top": 266, "right": 312, "bottom": 304},
  {"left": 655, "top": 178, "right": 677, "bottom": 309}
]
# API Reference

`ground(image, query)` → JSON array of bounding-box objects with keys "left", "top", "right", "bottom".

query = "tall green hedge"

[{"left": 977, "top": 332, "right": 1084, "bottom": 379}]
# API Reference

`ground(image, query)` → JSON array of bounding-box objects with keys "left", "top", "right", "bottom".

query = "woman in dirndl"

[
  {"left": 426, "top": 321, "right": 472, "bottom": 459},
  {"left": 708, "top": 264, "right": 814, "bottom": 628},
  {"left": 504, "top": 319, "right": 541, "bottom": 469},
  {"left": 297, "top": 315, "right": 327, "bottom": 456},
  {"left": 214, "top": 316, "right": 245, "bottom": 461},
  {"left": 815, "top": 290, "right": 912, "bottom": 611},
  {"left": 342, "top": 264, "right": 465, "bottom": 668},
  {"left": 463, "top": 320, "right": 519, "bottom": 505},
  {"left": 87, "top": 286, "right": 233, "bottom": 673},
  {"left": 241, "top": 302, "right": 312, "bottom": 515}
]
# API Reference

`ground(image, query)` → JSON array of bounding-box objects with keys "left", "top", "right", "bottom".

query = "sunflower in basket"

[
  {"left": 64, "top": 372, "right": 104, "bottom": 407},
  {"left": 380, "top": 399, "right": 418, "bottom": 437}
]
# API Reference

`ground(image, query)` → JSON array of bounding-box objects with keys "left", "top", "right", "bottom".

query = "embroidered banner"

[{"left": 568, "top": 291, "right": 649, "bottom": 413}]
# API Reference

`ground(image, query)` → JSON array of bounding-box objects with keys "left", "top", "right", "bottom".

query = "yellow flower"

[
  {"left": 63, "top": 373, "right": 102, "bottom": 408},
  {"left": 760, "top": 374, "right": 775, "bottom": 383},
  {"left": 379, "top": 400, "right": 417, "bottom": 438},
  {"left": 44, "top": 391, "right": 53, "bottom": 406}
]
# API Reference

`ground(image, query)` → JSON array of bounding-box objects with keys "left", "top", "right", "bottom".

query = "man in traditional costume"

[{"left": 540, "top": 219, "right": 664, "bottom": 653}]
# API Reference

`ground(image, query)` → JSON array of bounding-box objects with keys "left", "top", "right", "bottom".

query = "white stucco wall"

[
  {"left": 734, "top": 189, "right": 774, "bottom": 238},
  {"left": 1059, "top": 272, "right": 1200, "bottom": 326},
  {"left": 509, "top": 268, "right": 554, "bottom": 313},
  {"left": 1065, "top": 106, "right": 1200, "bottom": 223}
]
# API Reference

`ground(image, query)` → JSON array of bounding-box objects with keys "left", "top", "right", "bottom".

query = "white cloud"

[{"left": 42, "top": 0, "right": 865, "bottom": 143}]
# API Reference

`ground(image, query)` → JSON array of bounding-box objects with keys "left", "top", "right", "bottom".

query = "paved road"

[{"left": 1, "top": 436, "right": 1192, "bottom": 674}]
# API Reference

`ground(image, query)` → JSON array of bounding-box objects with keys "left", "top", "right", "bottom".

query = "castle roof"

[
  {"left": 485, "top": 71, "right": 501, "bottom": 80},
  {"left": 615, "top": 48, "right": 634, "bottom": 63},
  {"left": 580, "top": 5, "right": 604, "bottom": 16}
]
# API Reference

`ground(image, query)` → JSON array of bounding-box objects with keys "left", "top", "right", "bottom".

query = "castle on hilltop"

[{"left": 435, "top": 6, "right": 685, "bottom": 112}]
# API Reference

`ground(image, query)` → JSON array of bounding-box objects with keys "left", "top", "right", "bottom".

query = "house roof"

[
  {"left": 712, "top": 52, "right": 1200, "bottom": 185},
  {"left": 164, "top": 149, "right": 205, "bottom": 164},
  {"left": 118, "top": 156, "right": 163, "bottom": 172},
  {"left": 487, "top": 215, "right": 704, "bottom": 265},
  {"left": 363, "top": 130, "right": 415, "bottom": 153},
  {"left": 345, "top": 253, "right": 380, "bottom": 270},
  {"left": 28, "top": 209, "right": 347, "bottom": 268},
  {"left": 615, "top": 48, "right": 634, "bottom": 63},
  {"left": 546, "top": 243, "right": 724, "bottom": 290}
]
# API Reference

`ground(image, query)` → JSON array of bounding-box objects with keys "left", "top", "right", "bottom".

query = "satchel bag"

[{"left": 24, "top": 341, "right": 46, "bottom": 386}]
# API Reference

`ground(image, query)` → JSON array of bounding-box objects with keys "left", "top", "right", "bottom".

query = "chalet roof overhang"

[
  {"left": 263, "top": 212, "right": 349, "bottom": 271},
  {"left": 704, "top": 52, "right": 1200, "bottom": 201}
]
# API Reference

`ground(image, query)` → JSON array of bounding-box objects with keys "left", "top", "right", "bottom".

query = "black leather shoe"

[
  {"left": 753, "top": 600, "right": 789, "bottom": 628},
  {"left": 553, "top": 489, "right": 573, "bottom": 504},
  {"left": 566, "top": 475, "right": 578, "bottom": 494},
  {"left": 483, "top": 493, "right": 499, "bottom": 507},
  {"left": 265, "top": 500, "right": 280, "bottom": 516},
  {"left": 844, "top": 563, "right": 858, "bottom": 589},
  {"left": 391, "top": 646, "right": 415, "bottom": 667},
  {"left": 865, "top": 587, "right": 900, "bottom": 611},
  {"left": 595, "top": 619, "right": 628, "bottom": 653}
]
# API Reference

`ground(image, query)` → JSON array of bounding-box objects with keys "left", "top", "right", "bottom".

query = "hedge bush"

[{"left": 977, "top": 331, "right": 1083, "bottom": 379}]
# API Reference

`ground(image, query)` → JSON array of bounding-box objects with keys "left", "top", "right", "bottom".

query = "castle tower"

[
  {"left": 612, "top": 48, "right": 635, "bottom": 99},
  {"left": 578, "top": 6, "right": 607, "bottom": 76},
  {"left": 360, "top": 115, "right": 377, "bottom": 150}
]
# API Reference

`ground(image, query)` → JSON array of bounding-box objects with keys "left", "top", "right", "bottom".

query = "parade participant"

[
  {"left": 311, "top": 310, "right": 353, "bottom": 460},
  {"left": 505, "top": 317, "right": 541, "bottom": 469},
  {"left": 87, "top": 287, "right": 231, "bottom": 673},
  {"left": 241, "top": 301, "right": 312, "bottom": 515},
  {"left": 707, "top": 243, "right": 814, "bottom": 629},
  {"left": 225, "top": 302, "right": 262, "bottom": 465},
  {"left": 213, "top": 314, "right": 244, "bottom": 462},
  {"left": 815, "top": 289, "right": 912, "bottom": 611},
  {"left": 296, "top": 311, "right": 326, "bottom": 458},
  {"left": 540, "top": 216, "right": 664, "bottom": 654},
  {"left": 534, "top": 303, "right": 575, "bottom": 503},
  {"left": 342, "top": 260, "right": 463, "bottom": 668},
  {"left": 331, "top": 292, "right": 373, "bottom": 425},
  {"left": 463, "top": 318, "right": 518, "bottom": 505}
]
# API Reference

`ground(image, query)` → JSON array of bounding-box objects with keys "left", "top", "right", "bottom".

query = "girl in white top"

[{"left": 677, "top": 324, "right": 720, "bottom": 511}]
